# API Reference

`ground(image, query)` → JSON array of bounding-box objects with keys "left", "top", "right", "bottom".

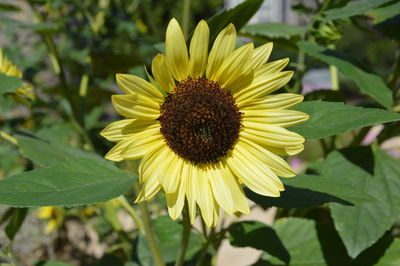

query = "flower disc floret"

[{"left": 160, "top": 77, "right": 241, "bottom": 164}]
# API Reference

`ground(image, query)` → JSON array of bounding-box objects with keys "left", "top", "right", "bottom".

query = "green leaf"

[
  {"left": 368, "top": 1, "right": 400, "bottom": 23},
  {"left": 5, "top": 207, "right": 28, "bottom": 240},
  {"left": 265, "top": 218, "right": 325, "bottom": 265},
  {"left": 137, "top": 216, "right": 202, "bottom": 265},
  {"left": 207, "top": 0, "right": 263, "bottom": 42},
  {"left": 228, "top": 221, "right": 290, "bottom": 264},
  {"left": 0, "top": 73, "right": 24, "bottom": 94},
  {"left": 298, "top": 41, "right": 393, "bottom": 108},
  {"left": 289, "top": 101, "right": 400, "bottom": 139},
  {"left": 247, "top": 172, "right": 372, "bottom": 209},
  {"left": 0, "top": 135, "right": 136, "bottom": 207},
  {"left": 318, "top": 148, "right": 400, "bottom": 258},
  {"left": 323, "top": 0, "right": 393, "bottom": 21},
  {"left": 376, "top": 239, "right": 400, "bottom": 266},
  {"left": 241, "top": 23, "right": 306, "bottom": 40}
]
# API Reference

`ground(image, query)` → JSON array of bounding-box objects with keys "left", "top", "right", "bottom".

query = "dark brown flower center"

[{"left": 159, "top": 77, "right": 242, "bottom": 164}]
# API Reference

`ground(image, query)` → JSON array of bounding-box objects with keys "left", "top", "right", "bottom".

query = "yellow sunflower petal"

[
  {"left": 213, "top": 43, "right": 254, "bottom": 91},
  {"left": 111, "top": 94, "right": 160, "bottom": 120},
  {"left": 241, "top": 121, "right": 305, "bottom": 148},
  {"left": 135, "top": 174, "right": 162, "bottom": 203},
  {"left": 116, "top": 74, "right": 164, "bottom": 101},
  {"left": 160, "top": 152, "right": 183, "bottom": 193},
  {"left": 235, "top": 71, "right": 293, "bottom": 102},
  {"left": 256, "top": 58, "right": 289, "bottom": 76},
  {"left": 193, "top": 166, "right": 215, "bottom": 227},
  {"left": 139, "top": 143, "right": 171, "bottom": 183},
  {"left": 100, "top": 119, "right": 149, "bottom": 142},
  {"left": 184, "top": 162, "right": 197, "bottom": 224},
  {"left": 165, "top": 18, "right": 189, "bottom": 81},
  {"left": 206, "top": 24, "right": 236, "bottom": 80},
  {"left": 105, "top": 137, "right": 136, "bottom": 161},
  {"left": 242, "top": 109, "right": 309, "bottom": 127},
  {"left": 250, "top": 42, "right": 273, "bottom": 69},
  {"left": 227, "top": 147, "right": 283, "bottom": 197},
  {"left": 237, "top": 139, "right": 295, "bottom": 178},
  {"left": 152, "top": 54, "right": 175, "bottom": 92},
  {"left": 207, "top": 162, "right": 249, "bottom": 215},
  {"left": 189, "top": 20, "right": 210, "bottom": 77},
  {"left": 120, "top": 129, "right": 164, "bottom": 160},
  {"left": 166, "top": 181, "right": 185, "bottom": 220},
  {"left": 237, "top": 93, "right": 303, "bottom": 109}
]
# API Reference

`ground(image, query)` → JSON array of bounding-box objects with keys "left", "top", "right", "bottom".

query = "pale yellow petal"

[
  {"left": 105, "top": 137, "right": 136, "bottom": 161},
  {"left": 213, "top": 43, "right": 254, "bottom": 91},
  {"left": 160, "top": 152, "right": 183, "bottom": 193},
  {"left": 166, "top": 182, "right": 185, "bottom": 220},
  {"left": 111, "top": 94, "right": 160, "bottom": 120},
  {"left": 250, "top": 42, "right": 273, "bottom": 69},
  {"left": 206, "top": 24, "right": 236, "bottom": 80},
  {"left": 134, "top": 173, "right": 162, "bottom": 203},
  {"left": 116, "top": 74, "right": 164, "bottom": 101},
  {"left": 237, "top": 139, "right": 295, "bottom": 178},
  {"left": 165, "top": 18, "right": 189, "bottom": 81},
  {"left": 193, "top": 166, "right": 215, "bottom": 227},
  {"left": 207, "top": 162, "right": 249, "bottom": 215},
  {"left": 189, "top": 20, "right": 210, "bottom": 77},
  {"left": 237, "top": 93, "right": 303, "bottom": 109},
  {"left": 139, "top": 144, "right": 171, "bottom": 183},
  {"left": 235, "top": 71, "right": 293, "bottom": 102},
  {"left": 242, "top": 109, "right": 309, "bottom": 127},
  {"left": 241, "top": 121, "right": 305, "bottom": 148},
  {"left": 100, "top": 119, "right": 150, "bottom": 142},
  {"left": 184, "top": 162, "right": 197, "bottom": 224},
  {"left": 121, "top": 129, "right": 164, "bottom": 160},
  {"left": 227, "top": 147, "right": 283, "bottom": 197},
  {"left": 45, "top": 220, "right": 57, "bottom": 234},
  {"left": 256, "top": 58, "right": 289, "bottom": 76},
  {"left": 152, "top": 54, "right": 175, "bottom": 92}
]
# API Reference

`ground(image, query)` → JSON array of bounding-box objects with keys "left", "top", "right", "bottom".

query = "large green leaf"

[
  {"left": 0, "top": 135, "right": 136, "bottom": 207},
  {"left": 376, "top": 239, "right": 400, "bottom": 266},
  {"left": 0, "top": 73, "right": 23, "bottom": 94},
  {"left": 298, "top": 41, "right": 393, "bottom": 108},
  {"left": 137, "top": 216, "right": 202, "bottom": 265},
  {"left": 289, "top": 101, "right": 400, "bottom": 139},
  {"left": 317, "top": 148, "right": 400, "bottom": 258},
  {"left": 368, "top": 1, "right": 400, "bottom": 23},
  {"left": 323, "top": 0, "right": 393, "bottom": 21},
  {"left": 241, "top": 23, "right": 306, "bottom": 39},
  {"left": 228, "top": 221, "right": 290, "bottom": 264},
  {"left": 246, "top": 173, "right": 372, "bottom": 208},
  {"left": 207, "top": 0, "right": 263, "bottom": 42}
]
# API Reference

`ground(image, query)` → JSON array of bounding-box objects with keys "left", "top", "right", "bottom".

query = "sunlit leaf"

[
  {"left": 207, "top": 0, "right": 263, "bottom": 42},
  {"left": 241, "top": 23, "right": 306, "bottom": 40},
  {"left": 323, "top": 0, "right": 393, "bottom": 21},
  {"left": 137, "top": 216, "right": 202, "bottom": 265},
  {"left": 298, "top": 42, "right": 393, "bottom": 108},
  {"left": 290, "top": 101, "right": 400, "bottom": 139}
]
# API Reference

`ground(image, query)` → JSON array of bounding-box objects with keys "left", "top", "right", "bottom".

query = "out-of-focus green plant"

[{"left": 0, "top": 0, "right": 400, "bottom": 265}]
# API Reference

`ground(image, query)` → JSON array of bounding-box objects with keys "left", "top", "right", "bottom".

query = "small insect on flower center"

[{"left": 159, "top": 77, "right": 242, "bottom": 164}]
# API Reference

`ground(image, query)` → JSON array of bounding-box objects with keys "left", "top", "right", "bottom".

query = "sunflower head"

[
  {"left": 0, "top": 48, "right": 35, "bottom": 103},
  {"left": 101, "top": 18, "right": 308, "bottom": 227}
]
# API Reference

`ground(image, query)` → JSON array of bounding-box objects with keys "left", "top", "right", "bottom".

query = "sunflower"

[
  {"left": 101, "top": 19, "right": 308, "bottom": 227},
  {"left": 0, "top": 48, "right": 35, "bottom": 103}
]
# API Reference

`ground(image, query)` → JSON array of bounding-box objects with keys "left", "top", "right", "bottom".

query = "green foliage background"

[{"left": 1, "top": 0, "right": 400, "bottom": 265}]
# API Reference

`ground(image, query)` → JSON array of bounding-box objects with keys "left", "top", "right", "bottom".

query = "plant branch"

[{"left": 175, "top": 204, "right": 191, "bottom": 266}]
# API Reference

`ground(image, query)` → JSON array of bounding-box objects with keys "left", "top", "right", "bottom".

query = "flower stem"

[
  {"left": 330, "top": 65, "right": 339, "bottom": 90},
  {"left": 139, "top": 200, "right": 165, "bottom": 266},
  {"left": 182, "top": 0, "right": 191, "bottom": 38},
  {"left": 175, "top": 204, "right": 191, "bottom": 266},
  {"left": 117, "top": 196, "right": 145, "bottom": 235}
]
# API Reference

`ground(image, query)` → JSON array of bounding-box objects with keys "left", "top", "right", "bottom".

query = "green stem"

[
  {"left": 175, "top": 204, "right": 191, "bottom": 266},
  {"left": 138, "top": 200, "right": 165, "bottom": 266},
  {"left": 117, "top": 196, "right": 145, "bottom": 235},
  {"left": 182, "top": 0, "right": 191, "bottom": 38},
  {"left": 0, "top": 131, "right": 17, "bottom": 145},
  {"left": 330, "top": 65, "right": 339, "bottom": 90}
]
